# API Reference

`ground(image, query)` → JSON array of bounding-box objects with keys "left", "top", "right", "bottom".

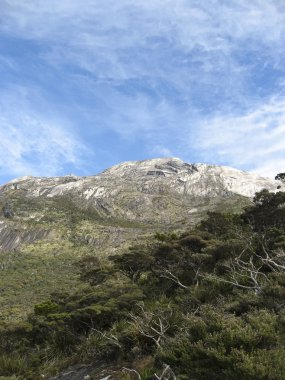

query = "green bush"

[{"left": 2, "top": 189, "right": 285, "bottom": 379}]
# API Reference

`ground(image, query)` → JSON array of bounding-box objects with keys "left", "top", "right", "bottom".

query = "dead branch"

[
  {"left": 200, "top": 255, "right": 268, "bottom": 295},
  {"left": 129, "top": 304, "right": 172, "bottom": 348},
  {"left": 91, "top": 329, "right": 122, "bottom": 348},
  {"left": 257, "top": 245, "right": 285, "bottom": 272},
  {"left": 154, "top": 364, "right": 177, "bottom": 380},
  {"left": 122, "top": 367, "right": 141, "bottom": 380},
  {"left": 160, "top": 269, "right": 190, "bottom": 289},
  {"left": 122, "top": 364, "right": 176, "bottom": 380}
]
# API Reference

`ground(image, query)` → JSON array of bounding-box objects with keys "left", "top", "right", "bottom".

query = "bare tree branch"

[
  {"left": 256, "top": 246, "right": 285, "bottom": 272},
  {"left": 154, "top": 364, "right": 177, "bottom": 380},
  {"left": 129, "top": 304, "right": 172, "bottom": 348},
  {"left": 160, "top": 269, "right": 190, "bottom": 289},
  {"left": 91, "top": 329, "right": 122, "bottom": 348},
  {"left": 200, "top": 255, "right": 268, "bottom": 295},
  {"left": 122, "top": 367, "right": 142, "bottom": 380},
  {"left": 122, "top": 364, "right": 176, "bottom": 380}
]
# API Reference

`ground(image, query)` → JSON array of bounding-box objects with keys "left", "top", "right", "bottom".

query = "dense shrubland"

[{"left": 1, "top": 189, "right": 285, "bottom": 379}]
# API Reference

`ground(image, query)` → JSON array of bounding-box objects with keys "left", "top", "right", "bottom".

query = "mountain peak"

[
  {"left": 102, "top": 157, "right": 196, "bottom": 178},
  {"left": 1, "top": 158, "right": 283, "bottom": 227}
]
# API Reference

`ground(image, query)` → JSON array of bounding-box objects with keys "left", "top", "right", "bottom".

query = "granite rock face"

[
  {"left": 1, "top": 158, "right": 282, "bottom": 227},
  {"left": 0, "top": 221, "right": 54, "bottom": 251}
]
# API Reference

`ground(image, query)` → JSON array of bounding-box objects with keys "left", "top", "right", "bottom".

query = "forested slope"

[{"left": 1, "top": 188, "right": 285, "bottom": 379}]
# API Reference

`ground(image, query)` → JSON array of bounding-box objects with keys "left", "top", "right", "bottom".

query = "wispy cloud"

[
  {"left": 1, "top": 0, "right": 283, "bottom": 96},
  {"left": 195, "top": 96, "right": 285, "bottom": 177},
  {"left": 0, "top": 85, "right": 90, "bottom": 179},
  {"left": 0, "top": 0, "right": 284, "bottom": 180}
]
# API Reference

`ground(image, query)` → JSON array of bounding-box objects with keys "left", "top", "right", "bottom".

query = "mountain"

[
  {"left": 1, "top": 158, "right": 285, "bottom": 379},
  {"left": 0, "top": 158, "right": 283, "bottom": 319},
  {"left": 1, "top": 158, "right": 281, "bottom": 227},
  {"left": 0, "top": 158, "right": 282, "bottom": 253}
]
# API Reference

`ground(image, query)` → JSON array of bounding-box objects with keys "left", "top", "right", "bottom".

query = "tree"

[
  {"left": 198, "top": 211, "right": 236, "bottom": 237},
  {"left": 275, "top": 173, "right": 285, "bottom": 183},
  {"left": 275, "top": 173, "right": 285, "bottom": 189},
  {"left": 242, "top": 190, "right": 285, "bottom": 230}
]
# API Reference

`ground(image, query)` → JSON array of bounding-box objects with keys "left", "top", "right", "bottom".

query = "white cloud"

[
  {"left": 195, "top": 96, "right": 285, "bottom": 178},
  {"left": 1, "top": 0, "right": 285, "bottom": 83},
  {"left": 0, "top": 85, "right": 89, "bottom": 180},
  {"left": 0, "top": 0, "right": 284, "bottom": 179},
  {"left": 0, "top": 55, "right": 17, "bottom": 71},
  {"left": 147, "top": 145, "right": 174, "bottom": 158}
]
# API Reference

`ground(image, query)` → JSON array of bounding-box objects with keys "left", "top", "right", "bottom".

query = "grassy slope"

[
  {"left": 0, "top": 194, "right": 158, "bottom": 322},
  {"left": 0, "top": 190, "right": 249, "bottom": 323},
  {"left": 0, "top": 240, "right": 83, "bottom": 321}
]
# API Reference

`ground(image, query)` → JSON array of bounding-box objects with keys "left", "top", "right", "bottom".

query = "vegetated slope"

[
  {"left": 0, "top": 157, "right": 281, "bottom": 256},
  {"left": 1, "top": 188, "right": 285, "bottom": 379},
  {"left": 0, "top": 159, "right": 282, "bottom": 321},
  {"left": 0, "top": 193, "right": 154, "bottom": 321}
]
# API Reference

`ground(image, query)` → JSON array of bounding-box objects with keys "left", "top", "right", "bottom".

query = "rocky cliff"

[{"left": 1, "top": 158, "right": 281, "bottom": 228}]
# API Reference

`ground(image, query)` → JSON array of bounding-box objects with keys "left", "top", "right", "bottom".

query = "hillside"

[
  {"left": 0, "top": 159, "right": 282, "bottom": 321},
  {"left": 0, "top": 158, "right": 281, "bottom": 254},
  {"left": 0, "top": 159, "right": 284, "bottom": 379}
]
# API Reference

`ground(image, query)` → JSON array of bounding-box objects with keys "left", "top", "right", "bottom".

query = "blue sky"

[{"left": 0, "top": 0, "right": 285, "bottom": 183}]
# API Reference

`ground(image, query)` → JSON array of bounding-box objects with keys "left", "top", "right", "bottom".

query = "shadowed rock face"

[
  {"left": 1, "top": 158, "right": 282, "bottom": 221},
  {"left": 0, "top": 222, "right": 54, "bottom": 251}
]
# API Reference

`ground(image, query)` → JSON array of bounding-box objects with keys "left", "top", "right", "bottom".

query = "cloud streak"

[
  {"left": 0, "top": 84, "right": 90, "bottom": 179},
  {"left": 195, "top": 96, "right": 285, "bottom": 177},
  {"left": 0, "top": 0, "right": 284, "bottom": 181}
]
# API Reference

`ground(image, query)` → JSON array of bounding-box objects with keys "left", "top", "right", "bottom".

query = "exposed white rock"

[
  {"left": 1, "top": 158, "right": 283, "bottom": 225},
  {"left": 5, "top": 175, "right": 34, "bottom": 184},
  {"left": 99, "top": 158, "right": 282, "bottom": 197}
]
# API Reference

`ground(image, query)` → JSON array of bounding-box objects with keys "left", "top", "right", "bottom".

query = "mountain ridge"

[
  {"left": 1, "top": 159, "right": 285, "bottom": 379},
  {"left": 2, "top": 157, "right": 278, "bottom": 189},
  {"left": 0, "top": 158, "right": 283, "bottom": 253},
  {"left": 1, "top": 158, "right": 282, "bottom": 223},
  {"left": 1, "top": 158, "right": 281, "bottom": 198}
]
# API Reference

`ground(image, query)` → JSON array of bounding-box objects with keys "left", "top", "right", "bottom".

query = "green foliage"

[
  {"left": 110, "top": 246, "right": 155, "bottom": 282},
  {"left": 243, "top": 189, "right": 285, "bottom": 230},
  {"left": 198, "top": 211, "right": 237, "bottom": 237},
  {"left": 34, "top": 300, "right": 59, "bottom": 316},
  {"left": 0, "top": 240, "right": 81, "bottom": 321},
  {"left": 159, "top": 307, "right": 285, "bottom": 380},
  {"left": 2, "top": 189, "right": 285, "bottom": 379},
  {"left": 275, "top": 172, "right": 285, "bottom": 183},
  {"left": 0, "top": 355, "right": 28, "bottom": 378},
  {"left": 154, "top": 232, "right": 178, "bottom": 242}
]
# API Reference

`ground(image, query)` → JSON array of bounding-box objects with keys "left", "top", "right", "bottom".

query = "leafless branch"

[
  {"left": 129, "top": 304, "right": 172, "bottom": 348},
  {"left": 160, "top": 269, "right": 190, "bottom": 289},
  {"left": 122, "top": 364, "right": 176, "bottom": 380},
  {"left": 122, "top": 367, "right": 141, "bottom": 380},
  {"left": 256, "top": 246, "right": 285, "bottom": 272},
  {"left": 154, "top": 364, "right": 177, "bottom": 380},
  {"left": 91, "top": 329, "right": 122, "bottom": 348},
  {"left": 200, "top": 255, "right": 268, "bottom": 295}
]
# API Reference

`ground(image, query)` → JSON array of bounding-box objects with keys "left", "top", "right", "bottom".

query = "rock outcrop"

[
  {"left": 0, "top": 158, "right": 283, "bottom": 251},
  {"left": 1, "top": 158, "right": 282, "bottom": 224}
]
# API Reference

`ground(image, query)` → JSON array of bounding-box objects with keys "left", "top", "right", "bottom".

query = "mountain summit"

[{"left": 1, "top": 158, "right": 282, "bottom": 227}]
